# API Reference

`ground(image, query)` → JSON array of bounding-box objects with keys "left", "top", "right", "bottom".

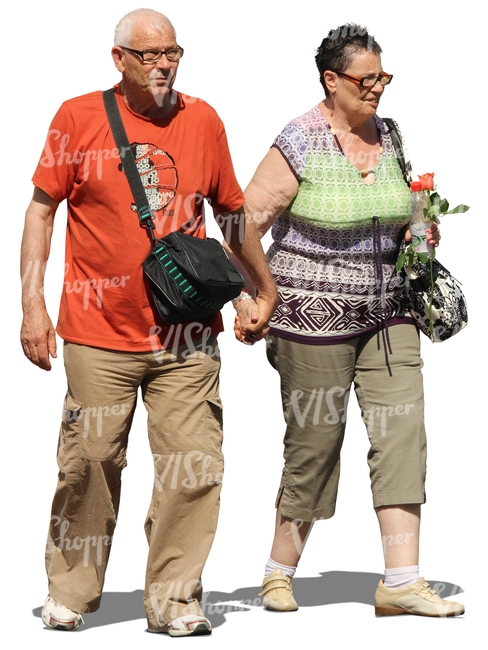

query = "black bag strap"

[
  {"left": 102, "top": 88, "right": 155, "bottom": 242},
  {"left": 383, "top": 117, "right": 413, "bottom": 186}
]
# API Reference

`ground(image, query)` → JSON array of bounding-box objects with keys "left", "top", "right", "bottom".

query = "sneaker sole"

[
  {"left": 263, "top": 602, "right": 298, "bottom": 612},
  {"left": 375, "top": 605, "right": 464, "bottom": 617},
  {"left": 148, "top": 622, "right": 212, "bottom": 636},
  {"left": 169, "top": 624, "right": 212, "bottom": 637},
  {"left": 42, "top": 615, "right": 80, "bottom": 630}
]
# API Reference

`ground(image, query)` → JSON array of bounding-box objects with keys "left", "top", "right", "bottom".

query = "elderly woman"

[{"left": 233, "top": 25, "right": 464, "bottom": 617}]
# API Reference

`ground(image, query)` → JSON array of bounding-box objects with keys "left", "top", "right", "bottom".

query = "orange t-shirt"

[{"left": 32, "top": 85, "right": 244, "bottom": 351}]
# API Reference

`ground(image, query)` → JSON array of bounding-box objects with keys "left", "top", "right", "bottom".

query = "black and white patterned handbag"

[
  {"left": 403, "top": 257, "right": 468, "bottom": 342},
  {"left": 385, "top": 118, "right": 468, "bottom": 342}
]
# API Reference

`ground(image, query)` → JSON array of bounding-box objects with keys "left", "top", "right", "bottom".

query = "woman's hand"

[
  {"left": 427, "top": 221, "right": 440, "bottom": 247},
  {"left": 404, "top": 222, "right": 441, "bottom": 248}
]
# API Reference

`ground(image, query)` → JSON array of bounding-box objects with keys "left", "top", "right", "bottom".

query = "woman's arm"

[
  {"left": 245, "top": 146, "right": 299, "bottom": 238},
  {"left": 230, "top": 147, "right": 299, "bottom": 343}
]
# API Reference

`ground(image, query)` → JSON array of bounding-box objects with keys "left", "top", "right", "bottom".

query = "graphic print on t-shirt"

[{"left": 118, "top": 142, "right": 178, "bottom": 213}]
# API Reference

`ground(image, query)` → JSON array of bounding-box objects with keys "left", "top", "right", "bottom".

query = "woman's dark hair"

[{"left": 315, "top": 24, "right": 382, "bottom": 96}]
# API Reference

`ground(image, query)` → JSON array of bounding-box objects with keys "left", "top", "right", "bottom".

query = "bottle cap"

[{"left": 410, "top": 181, "right": 422, "bottom": 192}]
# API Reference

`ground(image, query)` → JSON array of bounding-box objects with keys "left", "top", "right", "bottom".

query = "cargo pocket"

[
  {"left": 57, "top": 393, "right": 83, "bottom": 480},
  {"left": 203, "top": 395, "right": 224, "bottom": 460}
]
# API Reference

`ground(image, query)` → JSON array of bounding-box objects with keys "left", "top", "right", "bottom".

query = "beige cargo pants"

[{"left": 45, "top": 337, "right": 223, "bottom": 628}]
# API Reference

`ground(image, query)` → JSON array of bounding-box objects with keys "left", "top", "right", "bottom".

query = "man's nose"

[{"left": 155, "top": 54, "right": 174, "bottom": 69}]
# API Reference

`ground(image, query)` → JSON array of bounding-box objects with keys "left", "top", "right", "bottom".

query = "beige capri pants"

[{"left": 266, "top": 324, "right": 427, "bottom": 522}]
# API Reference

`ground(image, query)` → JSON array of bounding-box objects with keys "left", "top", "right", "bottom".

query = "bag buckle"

[{"left": 138, "top": 207, "right": 156, "bottom": 243}]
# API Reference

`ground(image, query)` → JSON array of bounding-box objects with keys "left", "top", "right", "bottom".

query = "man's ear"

[{"left": 111, "top": 47, "right": 125, "bottom": 73}]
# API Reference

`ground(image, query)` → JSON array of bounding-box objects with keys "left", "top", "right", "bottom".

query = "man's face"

[{"left": 112, "top": 22, "right": 179, "bottom": 108}]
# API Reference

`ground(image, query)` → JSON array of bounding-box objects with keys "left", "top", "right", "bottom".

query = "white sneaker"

[
  {"left": 42, "top": 595, "right": 83, "bottom": 630},
  {"left": 148, "top": 614, "right": 212, "bottom": 637},
  {"left": 168, "top": 615, "right": 212, "bottom": 637}
]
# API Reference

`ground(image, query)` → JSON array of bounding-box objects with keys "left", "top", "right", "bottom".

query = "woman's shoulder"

[
  {"left": 282, "top": 104, "right": 328, "bottom": 133},
  {"left": 273, "top": 105, "right": 333, "bottom": 174},
  {"left": 376, "top": 115, "right": 405, "bottom": 151},
  {"left": 272, "top": 106, "right": 327, "bottom": 178},
  {"left": 377, "top": 116, "right": 413, "bottom": 184},
  {"left": 376, "top": 115, "right": 410, "bottom": 145},
  {"left": 376, "top": 115, "right": 403, "bottom": 133}
]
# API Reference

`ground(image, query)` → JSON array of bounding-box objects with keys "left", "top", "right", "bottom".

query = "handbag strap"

[
  {"left": 383, "top": 117, "right": 413, "bottom": 186},
  {"left": 102, "top": 88, "right": 156, "bottom": 242}
]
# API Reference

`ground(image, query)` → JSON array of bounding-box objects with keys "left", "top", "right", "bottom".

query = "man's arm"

[
  {"left": 221, "top": 147, "right": 299, "bottom": 344},
  {"left": 20, "top": 187, "right": 60, "bottom": 370},
  {"left": 218, "top": 206, "right": 278, "bottom": 344}
]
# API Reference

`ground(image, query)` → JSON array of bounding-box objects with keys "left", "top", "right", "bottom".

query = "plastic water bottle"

[{"left": 409, "top": 181, "right": 432, "bottom": 255}]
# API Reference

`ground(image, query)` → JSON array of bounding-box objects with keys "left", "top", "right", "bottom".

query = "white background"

[{"left": 2, "top": 0, "right": 484, "bottom": 647}]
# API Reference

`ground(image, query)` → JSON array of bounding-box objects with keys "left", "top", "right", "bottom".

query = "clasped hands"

[{"left": 233, "top": 294, "right": 277, "bottom": 345}]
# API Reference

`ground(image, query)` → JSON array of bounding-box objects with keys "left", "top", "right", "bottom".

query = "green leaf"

[
  {"left": 438, "top": 198, "right": 449, "bottom": 213},
  {"left": 446, "top": 204, "right": 470, "bottom": 214},
  {"left": 396, "top": 252, "right": 406, "bottom": 271},
  {"left": 405, "top": 245, "right": 415, "bottom": 267}
]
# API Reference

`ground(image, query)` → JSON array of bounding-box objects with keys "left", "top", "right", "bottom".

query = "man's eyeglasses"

[
  {"left": 120, "top": 46, "right": 184, "bottom": 63},
  {"left": 336, "top": 71, "right": 393, "bottom": 88}
]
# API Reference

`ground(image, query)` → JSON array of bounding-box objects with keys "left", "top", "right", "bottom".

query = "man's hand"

[
  {"left": 20, "top": 187, "right": 59, "bottom": 370},
  {"left": 21, "top": 306, "right": 57, "bottom": 370}
]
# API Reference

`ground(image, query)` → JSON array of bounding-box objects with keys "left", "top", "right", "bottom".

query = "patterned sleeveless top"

[{"left": 267, "top": 105, "right": 413, "bottom": 344}]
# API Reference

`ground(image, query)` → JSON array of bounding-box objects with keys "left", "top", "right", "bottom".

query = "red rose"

[{"left": 418, "top": 173, "right": 435, "bottom": 190}]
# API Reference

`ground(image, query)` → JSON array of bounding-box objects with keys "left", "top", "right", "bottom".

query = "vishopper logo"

[
  {"left": 287, "top": 385, "right": 415, "bottom": 438},
  {"left": 287, "top": 517, "right": 322, "bottom": 556},
  {"left": 21, "top": 261, "right": 131, "bottom": 309},
  {"left": 149, "top": 192, "right": 203, "bottom": 238},
  {"left": 327, "top": 24, "right": 375, "bottom": 51},
  {"left": 213, "top": 209, "right": 246, "bottom": 246},
  {"left": 46, "top": 516, "right": 112, "bottom": 568},
  {"left": 63, "top": 264, "right": 131, "bottom": 310},
  {"left": 382, "top": 532, "right": 415, "bottom": 554},
  {"left": 362, "top": 403, "right": 415, "bottom": 438},
  {"left": 153, "top": 451, "right": 223, "bottom": 492},
  {"left": 432, "top": 582, "right": 463, "bottom": 599},
  {"left": 21, "top": 259, "right": 46, "bottom": 299},
  {"left": 148, "top": 580, "right": 259, "bottom": 623},
  {"left": 287, "top": 385, "right": 350, "bottom": 429},
  {"left": 146, "top": 323, "right": 220, "bottom": 364},
  {"left": 142, "top": 82, "right": 203, "bottom": 108},
  {"left": 39, "top": 129, "right": 126, "bottom": 180},
  {"left": 149, "top": 579, "right": 203, "bottom": 623},
  {"left": 64, "top": 400, "right": 132, "bottom": 438}
]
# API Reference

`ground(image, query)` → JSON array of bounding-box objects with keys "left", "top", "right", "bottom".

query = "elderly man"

[{"left": 21, "top": 8, "right": 276, "bottom": 637}]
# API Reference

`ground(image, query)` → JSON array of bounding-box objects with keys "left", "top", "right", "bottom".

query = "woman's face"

[{"left": 329, "top": 50, "right": 385, "bottom": 121}]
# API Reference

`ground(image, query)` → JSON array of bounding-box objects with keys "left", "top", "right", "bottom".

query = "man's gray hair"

[{"left": 114, "top": 8, "right": 176, "bottom": 47}]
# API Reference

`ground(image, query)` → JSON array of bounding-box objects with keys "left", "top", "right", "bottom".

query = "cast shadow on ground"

[{"left": 33, "top": 571, "right": 464, "bottom": 631}]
